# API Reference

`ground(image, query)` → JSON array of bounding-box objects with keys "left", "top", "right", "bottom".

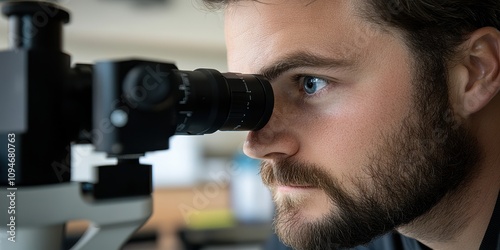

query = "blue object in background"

[{"left": 230, "top": 151, "right": 274, "bottom": 224}]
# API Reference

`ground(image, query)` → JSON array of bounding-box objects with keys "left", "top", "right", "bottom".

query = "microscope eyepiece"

[{"left": 174, "top": 69, "right": 273, "bottom": 135}]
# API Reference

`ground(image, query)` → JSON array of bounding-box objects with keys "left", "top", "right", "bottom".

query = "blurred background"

[{"left": 0, "top": 0, "right": 273, "bottom": 249}]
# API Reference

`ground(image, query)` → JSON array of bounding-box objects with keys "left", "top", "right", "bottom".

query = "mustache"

[{"left": 260, "top": 159, "right": 333, "bottom": 189}]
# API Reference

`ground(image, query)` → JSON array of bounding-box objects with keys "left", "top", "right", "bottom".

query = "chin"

[{"left": 274, "top": 189, "right": 334, "bottom": 222}]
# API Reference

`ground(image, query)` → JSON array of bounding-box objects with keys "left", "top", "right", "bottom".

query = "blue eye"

[{"left": 302, "top": 76, "right": 328, "bottom": 95}]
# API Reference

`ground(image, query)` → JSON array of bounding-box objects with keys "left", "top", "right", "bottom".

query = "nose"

[{"left": 243, "top": 89, "right": 299, "bottom": 160}]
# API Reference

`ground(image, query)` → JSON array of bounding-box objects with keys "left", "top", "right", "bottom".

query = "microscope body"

[{"left": 0, "top": 1, "right": 273, "bottom": 249}]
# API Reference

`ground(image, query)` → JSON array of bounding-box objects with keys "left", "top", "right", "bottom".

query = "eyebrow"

[{"left": 258, "top": 51, "right": 356, "bottom": 81}]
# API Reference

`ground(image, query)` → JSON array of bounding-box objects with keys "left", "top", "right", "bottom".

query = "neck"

[{"left": 397, "top": 158, "right": 499, "bottom": 250}]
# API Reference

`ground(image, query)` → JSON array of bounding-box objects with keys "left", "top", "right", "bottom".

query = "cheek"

[
  {"left": 295, "top": 60, "right": 413, "bottom": 180},
  {"left": 296, "top": 111, "right": 378, "bottom": 178}
]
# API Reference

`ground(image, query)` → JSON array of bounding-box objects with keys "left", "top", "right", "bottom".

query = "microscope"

[{"left": 0, "top": 1, "right": 273, "bottom": 249}]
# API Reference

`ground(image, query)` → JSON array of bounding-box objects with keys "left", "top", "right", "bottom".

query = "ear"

[{"left": 455, "top": 27, "right": 500, "bottom": 117}]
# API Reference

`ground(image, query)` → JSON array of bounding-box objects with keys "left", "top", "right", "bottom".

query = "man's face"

[{"left": 225, "top": 0, "right": 478, "bottom": 249}]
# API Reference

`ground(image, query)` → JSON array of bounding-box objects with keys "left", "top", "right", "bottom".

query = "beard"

[{"left": 260, "top": 64, "right": 481, "bottom": 249}]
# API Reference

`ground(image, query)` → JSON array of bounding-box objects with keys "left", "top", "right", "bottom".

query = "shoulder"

[
  {"left": 263, "top": 231, "right": 426, "bottom": 250},
  {"left": 349, "top": 231, "right": 427, "bottom": 250}
]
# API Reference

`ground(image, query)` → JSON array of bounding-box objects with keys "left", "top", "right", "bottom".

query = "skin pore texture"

[{"left": 223, "top": 0, "right": 500, "bottom": 249}]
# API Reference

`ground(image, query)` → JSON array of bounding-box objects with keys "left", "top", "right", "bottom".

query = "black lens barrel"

[
  {"left": 219, "top": 72, "right": 273, "bottom": 131},
  {"left": 174, "top": 69, "right": 273, "bottom": 135}
]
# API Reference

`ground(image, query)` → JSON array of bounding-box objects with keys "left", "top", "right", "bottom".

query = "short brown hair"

[
  {"left": 360, "top": 0, "right": 500, "bottom": 114},
  {"left": 365, "top": 0, "right": 500, "bottom": 63}
]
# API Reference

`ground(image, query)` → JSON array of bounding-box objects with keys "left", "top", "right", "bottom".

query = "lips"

[
  {"left": 282, "top": 184, "right": 314, "bottom": 188},
  {"left": 274, "top": 180, "right": 314, "bottom": 187},
  {"left": 275, "top": 182, "right": 317, "bottom": 190}
]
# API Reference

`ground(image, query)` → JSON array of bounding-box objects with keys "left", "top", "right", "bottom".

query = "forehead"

[{"left": 224, "top": 0, "right": 377, "bottom": 73}]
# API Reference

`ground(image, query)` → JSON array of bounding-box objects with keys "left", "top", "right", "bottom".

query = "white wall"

[{"left": 1, "top": 0, "right": 228, "bottom": 69}]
